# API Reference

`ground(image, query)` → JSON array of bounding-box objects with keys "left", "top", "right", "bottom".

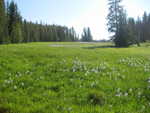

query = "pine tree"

[
  {"left": 135, "top": 17, "right": 142, "bottom": 43},
  {"left": 81, "top": 27, "right": 93, "bottom": 42},
  {"left": 148, "top": 14, "right": 150, "bottom": 41},
  {"left": 127, "top": 18, "right": 140, "bottom": 46},
  {"left": 107, "top": 0, "right": 123, "bottom": 34},
  {"left": 70, "top": 27, "right": 77, "bottom": 41},
  {"left": 7, "top": 1, "right": 22, "bottom": 43},
  {"left": 0, "top": 0, "right": 6, "bottom": 44},
  {"left": 107, "top": 0, "right": 124, "bottom": 46},
  {"left": 141, "top": 12, "right": 149, "bottom": 42},
  {"left": 107, "top": 0, "right": 134, "bottom": 47},
  {"left": 87, "top": 27, "right": 93, "bottom": 41},
  {"left": 10, "top": 23, "right": 22, "bottom": 43},
  {"left": 114, "top": 9, "right": 130, "bottom": 47}
]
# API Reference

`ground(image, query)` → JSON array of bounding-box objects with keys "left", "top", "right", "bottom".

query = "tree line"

[
  {"left": 1, "top": 0, "right": 150, "bottom": 46},
  {"left": 107, "top": 0, "right": 150, "bottom": 47},
  {"left": 0, "top": 0, "right": 84, "bottom": 44}
]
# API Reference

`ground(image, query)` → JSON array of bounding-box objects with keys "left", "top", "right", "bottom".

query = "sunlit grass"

[{"left": 0, "top": 42, "right": 150, "bottom": 113}]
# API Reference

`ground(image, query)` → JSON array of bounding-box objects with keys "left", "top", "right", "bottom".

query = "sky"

[{"left": 8, "top": 0, "right": 150, "bottom": 40}]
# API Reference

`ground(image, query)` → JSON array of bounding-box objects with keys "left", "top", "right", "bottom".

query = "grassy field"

[{"left": 0, "top": 42, "right": 150, "bottom": 113}]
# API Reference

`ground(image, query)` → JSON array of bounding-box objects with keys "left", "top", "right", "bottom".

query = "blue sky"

[{"left": 8, "top": 0, "right": 150, "bottom": 40}]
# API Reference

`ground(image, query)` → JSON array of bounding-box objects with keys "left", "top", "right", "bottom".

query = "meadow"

[{"left": 0, "top": 42, "right": 150, "bottom": 113}]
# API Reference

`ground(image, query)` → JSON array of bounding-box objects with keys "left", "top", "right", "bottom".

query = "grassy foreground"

[{"left": 0, "top": 42, "right": 150, "bottom": 113}]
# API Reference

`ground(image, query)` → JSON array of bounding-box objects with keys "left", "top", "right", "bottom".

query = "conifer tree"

[
  {"left": 107, "top": 0, "right": 134, "bottom": 47},
  {"left": 0, "top": 0, "right": 6, "bottom": 43},
  {"left": 141, "top": 12, "right": 149, "bottom": 42},
  {"left": 7, "top": 1, "right": 22, "bottom": 43},
  {"left": 10, "top": 23, "right": 22, "bottom": 43},
  {"left": 107, "top": 0, "right": 123, "bottom": 34},
  {"left": 81, "top": 27, "right": 93, "bottom": 42}
]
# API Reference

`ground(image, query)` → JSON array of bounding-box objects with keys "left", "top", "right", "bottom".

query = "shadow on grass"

[
  {"left": 83, "top": 45, "right": 116, "bottom": 49},
  {"left": 0, "top": 107, "right": 10, "bottom": 113}
]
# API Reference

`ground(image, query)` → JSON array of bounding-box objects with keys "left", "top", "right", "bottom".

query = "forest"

[
  {"left": 0, "top": 0, "right": 80, "bottom": 43},
  {"left": 0, "top": 0, "right": 150, "bottom": 46}
]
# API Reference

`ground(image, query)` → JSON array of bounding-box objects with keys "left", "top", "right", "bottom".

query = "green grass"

[{"left": 0, "top": 42, "right": 150, "bottom": 113}]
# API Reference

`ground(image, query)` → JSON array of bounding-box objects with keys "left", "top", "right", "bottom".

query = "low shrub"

[{"left": 87, "top": 90, "right": 106, "bottom": 106}]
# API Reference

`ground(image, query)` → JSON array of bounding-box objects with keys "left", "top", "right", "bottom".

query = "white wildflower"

[{"left": 14, "top": 85, "right": 17, "bottom": 90}]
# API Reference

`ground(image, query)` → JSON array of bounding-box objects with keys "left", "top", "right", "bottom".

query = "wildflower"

[
  {"left": 21, "top": 82, "right": 24, "bottom": 86},
  {"left": 14, "top": 85, "right": 17, "bottom": 90},
  {"left": 117, "top": 88, "right": 121, "bottom": 92},
  {"left": 116, "top": 93, "right": 122, "bottom": 97},
  {"left": 147, "top": 85, "right": 150, "bottom": 89},
  {"left": 138, "top": 91, "right": 142, "bottom": 96},
  {"left": 109, "top": 105, "right": 113, "bottom": 108},
  {"left": 124, "top": 92, "right": 128, "bottom": 96},
  {"left": 67, "top": 107, "right": 72, "bottom": 111},
  {"left": 129, "top": 88, "right": 133, "bottom": 92},
  {"left": 148, "top": 79, "right": 150, "bottom": 83},
  {"left": 85, "top": 71, "right": 89, "bottom": 76}
]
